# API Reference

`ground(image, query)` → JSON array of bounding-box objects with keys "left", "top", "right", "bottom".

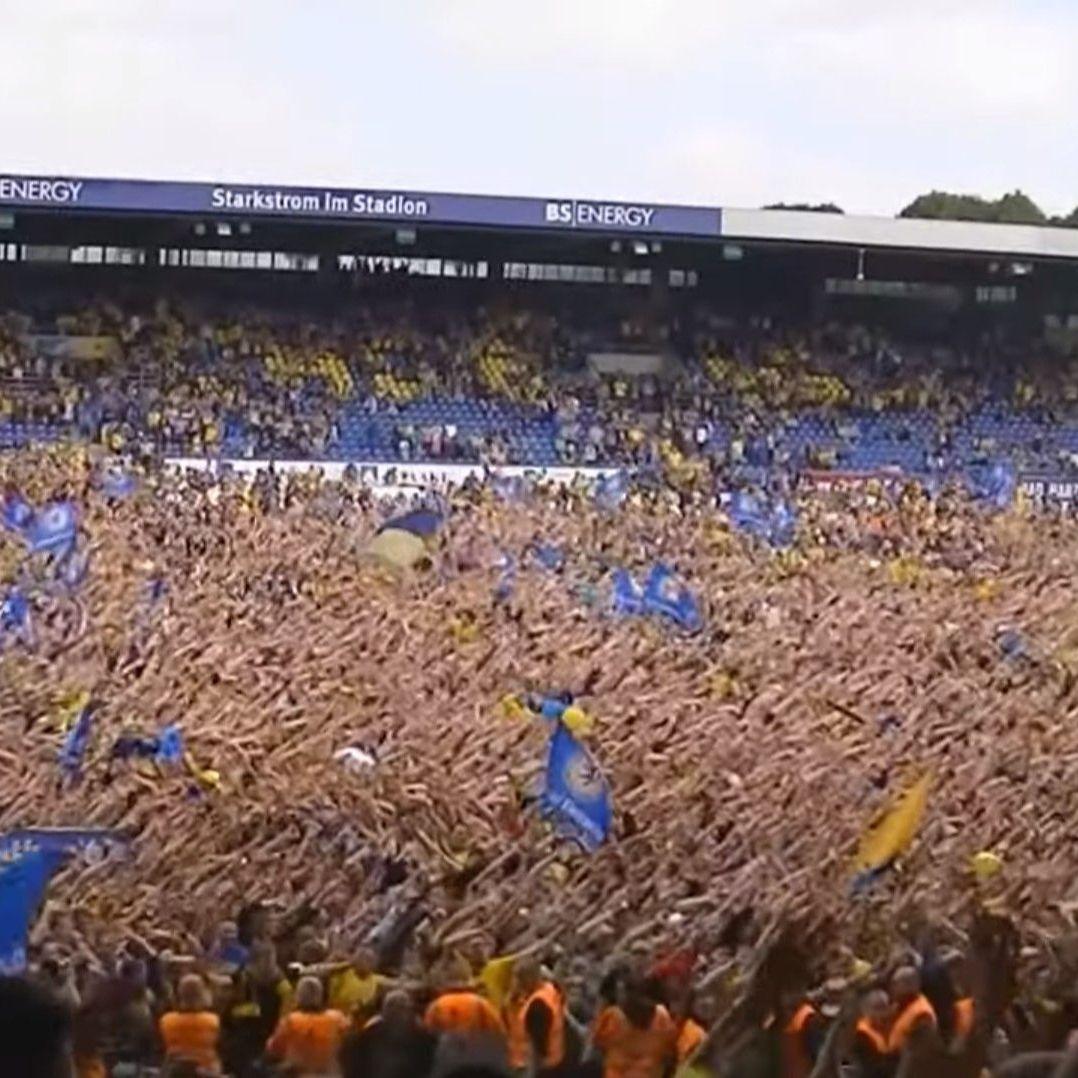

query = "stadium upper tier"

[
  {"left": 2, "top": 294, "right": 1078, "bottom": 482},
  {"left": 6, "top": 171, "right": 1078, "bottom": 259}
]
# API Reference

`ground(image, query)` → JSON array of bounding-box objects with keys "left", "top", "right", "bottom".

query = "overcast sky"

[{"left": 2, "top": 0, "right": 1075, "bottom": 217}]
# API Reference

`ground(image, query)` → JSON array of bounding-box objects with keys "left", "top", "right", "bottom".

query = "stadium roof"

[
  {"left": 3, "top": 173, "right": 1078, "bottom": 261},
  {"left": 722, "top": 208, "right": 1078, "bottom": 261}
]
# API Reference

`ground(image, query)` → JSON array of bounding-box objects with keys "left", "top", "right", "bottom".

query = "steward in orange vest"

[
  {"left": 953, "top": 996, "right": 975, "bottom": 1041},
  {"left": 423, "top": 987, "right": 506, "bottom": 1040},
  {"left": 778, "top": 992, "right": 825, "bottom": 1078},
  {"left": 506, "top": 958, "right": 566, "bottom": 1073},
  {"left": 852, "top": 989, "right": 894, "bottom": 1078},
  {"left": 887, "top": 967, "right": 938, "bottom": 1056},
  {"left": 675, "top": 1016, "right": 706, "bottom": 1064}
]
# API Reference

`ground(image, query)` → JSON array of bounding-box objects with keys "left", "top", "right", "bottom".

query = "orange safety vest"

[
  {"left": 159, "top": 1011, "right": 222, "bottom": 1075},
  {"left": 507, "top": 981, "right": 566, "bottom": 1068},
  {"left": 593, "top": 1004, "right": 677, "bottom": 1078},
  {"left": 266, "top": 1008, "right": 349, "bottom": 1074},
  {"left": 855, "top": 1018, "right": 889, "bottom": 1056},
  {"left": 424, "top": 990, "right": 505, "bottom": 1038},
  {"left": 953, "top": 996, "right": 975, "bottom": 1039},
  {"left": 887, "top": 994, "right": 937, "bottom": 1054},
  {"left": 781, "top": 1003, "right": 818, "bottom": 1078},
  {"left": 74, "top": 1056, "right": 108, "bottom": 1078},
  {"left": 676, "top": 1017, "right": 706, "bottom": 1063}
]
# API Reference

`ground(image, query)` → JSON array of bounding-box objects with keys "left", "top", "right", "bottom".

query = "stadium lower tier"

[{"left": 2, "top": 403, "right": 1076, "bottom": 479}]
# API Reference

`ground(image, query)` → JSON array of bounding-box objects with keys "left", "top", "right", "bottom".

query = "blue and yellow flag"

[
  {"left": 368, "top": 507, "right": 443, "bottom": 569},
  {"left": 58, "top": 704, "right": 95, "bottom": 778},
  {"left": 540, "top": 724, "right": 612, "bottom": 852}
]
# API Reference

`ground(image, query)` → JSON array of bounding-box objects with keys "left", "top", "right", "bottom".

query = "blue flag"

[
  {"left": 492, "top": 475, "right": 527, "bottom": 502},
  {"left": 25, "top": 501, "right": 77, "bottom": 559},
  {"left": 100, "top": 468, "right": 138, "bottom": 500},
  {"left": 59, "top": 706, "right": 95, "bottom": 778},
  {"left": 540, "top": 723, "right": 612, "bottom": 852},
  {"left": 531, "top": 693, "right": 573, "bottom": 723},
  {"left": 611, "top": 568, "right": 646, "bottom": 616},
  {"left": 643, "top": 563, "right": 703, "bottom": 632},
  {"left": 593, "top": 471, "right": 628, "bottom": 511},
  {"left": 0, "top": 829, "right": 126, "bottom": 973},
  {"left": 1, "top": 492, "right": 33, "bottom": 535},
  {"left": 380, "top": 508, "right": 442, "bottom": 537},
  {"left": 769, "top": 499, "right": 798, "bottom": 547},
  {"left": 728, "top": 490, "right": 797, "bottom": 548},
  {"left": 58, "top": 548, "right": 90, "bottom": 590},
  {"left": 110, "top": 723, "right": 184, "bottom": 765},
  {"left": 0, "top": 587, "right": 32, "bottom": 649},
  {"left": 156, "top": 724, "right": 184, "bottom": 765},
  {"left": 968, "top": 460, "right": 1016, "bottom": 510},
  {"left": 531, "top": 543, "right": 565, "bottom": 572},
  {"left": 493, "top": 553, "right": 516, "bottom": 602},
  {"left": 610, "top": 565, "right": 702, "bottom": 632},
  {"left": 0, "top": 847, "right": 68, "bottom": 974}
]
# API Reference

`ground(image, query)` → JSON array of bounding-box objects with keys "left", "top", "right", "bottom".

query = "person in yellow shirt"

[{"left": 327, "top": 947, "right": 389, "bottom": 1021}]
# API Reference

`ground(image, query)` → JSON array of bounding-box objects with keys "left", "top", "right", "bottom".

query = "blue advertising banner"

[{"left": 0, "top": 175, "right": 722, "bottom": 237}]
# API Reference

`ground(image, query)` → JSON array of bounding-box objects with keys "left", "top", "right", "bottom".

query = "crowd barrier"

[
  {"left": 143, "top": 457, "right": 1078, "bottom": 508},
  {"left": 164, "top": 456, "right": 620, "bottom": 493}
]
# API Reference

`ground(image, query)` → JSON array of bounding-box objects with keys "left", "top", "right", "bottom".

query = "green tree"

[
  {"left": 993, "top": 190, "right": 1046, "bottom": 224},
  {"left": 900, "top": 191, "right": 992, "bottom": 221},
  {"left": 763, "top": 202, "right": 844, "bottom": 214},
  {"left": 899, "top": 189, "right": 1047, "bottom": 224},
  {"left": 1049, "top": 206, "right": 1078, "bottom": 228}
]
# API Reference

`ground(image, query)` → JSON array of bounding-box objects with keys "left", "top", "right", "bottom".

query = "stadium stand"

[
  {"left": 8, "top": 175, "right": 1078, "bottom": 1077},
  {"left": 2, "top": 286, "right": 1077, "bottom": 482}
]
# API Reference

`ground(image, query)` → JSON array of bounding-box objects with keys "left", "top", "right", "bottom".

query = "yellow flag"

[
  {"left": 855, "top": 774, "right": 931, "bottom": 874},
  {"left": 478, "top": 954, "right": 516, "bottom": 1009},
  {"left": 970, "top": 850, "right": 1002, "bottom": 881},
  {"left": 54, "top": 690, "right": 90, "bottom": 732},
  {"left": 184, "top": 752, "right": 221, "bottom": 791},
  {"left": 449, "top": 617, "right": 478, "bottom": 645},
  {"left": 887, "top": 556, "right": 922, "bottom": 588},
  {"left": 561, "top": 706, "right": 594, "bottom": 737},
  {"left": 500, "top": 694, "right": 527, "bottom": 721}
]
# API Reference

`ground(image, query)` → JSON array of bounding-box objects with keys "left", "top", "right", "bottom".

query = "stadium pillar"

[
  {"left": 646, "top": 247, "right": 672, "bottom": 348},
  {"left": 318, "top": 244, "right": 339, "bottom": 289}
]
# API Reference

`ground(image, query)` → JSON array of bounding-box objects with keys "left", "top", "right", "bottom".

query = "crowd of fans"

[
  {"left": 4, "top": 442, "right": 1078, "bottom": 1076},
  {"left": 4, "top": 909, "right": 1036, "bottom": 1077},
  {"left": 7, "top": 286, "right": 1078, "bottom": 1075},
  {"left": 3, "top": 290, "right": 1078, "bottom": 476}
]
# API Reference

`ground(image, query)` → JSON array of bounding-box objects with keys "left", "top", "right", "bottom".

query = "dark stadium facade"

[{"left": 2, "top": 172, "right": 1078, "bottom": 343}]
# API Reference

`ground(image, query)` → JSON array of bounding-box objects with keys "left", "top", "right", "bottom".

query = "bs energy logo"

[{"left": 545, "top": 200, "right": 656, "bottom": 229}]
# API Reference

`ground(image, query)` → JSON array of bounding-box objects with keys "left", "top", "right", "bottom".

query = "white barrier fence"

[{"left": 164, "top": 457, "right": 620, "bottom": 494}]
